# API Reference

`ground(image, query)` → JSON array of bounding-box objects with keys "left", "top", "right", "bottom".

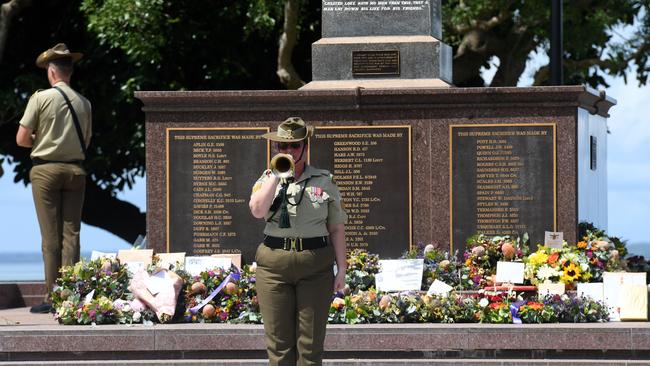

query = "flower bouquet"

[
  {"left": 329, "top": 290, "right": 380, "bottom": 324},
  {"left": 182, "top": 266, "right": 244, "bottom": 323},
  {"left": 51, "top": 257, "right": 155, "bottom": 325},
  {"left": 231, "top": 264, "right": 261, "bottom": 323},
  {"left": 403, "top": 244, "right": 463, "bottom": 290},
  {"left": 345, "top": 249, "right": 381, "bottom": 293},
  {"left": 461, "top": 234, "right": 528, "bottom": 289},
  {"left": 525, "top": 244, "right": 597, "bottom": 286}
]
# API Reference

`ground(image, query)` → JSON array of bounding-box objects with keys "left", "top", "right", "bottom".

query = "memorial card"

[
  {"left": 123, "top": 261, "right": 145, "bottom": 276},
  {"left": 495, "top": 261, "right": 525, "bottom": 284},
  {"left": 145, "top": 270, "right": 169, "bottom": 296},
  {"left": 211, "top": 253, "right": 242, "bottom": 269},
  {"left": 544, "top": 231, "right": 564, "bottom": 249},
  {"left": 90, "top": 250, "right": 116, "bottom": 261},
  {"left": 376, "top": 259, "right": 424, "bottom": 292},
  {"left": 538, "top": 282, "right": 565, "bottom": 296},
  {"left": 603, "top": 272, "right": 647, "bottom": 321},
  {"left": 185, "top": 256, "right": 231, "bottom": 276},
  {"left": 427, "top": 279, "right": 453, "bottom": 296},
  {"left": 158, "top": 252, "right": 186, "bottom": 270},
  {"left": 620, "top": 284, "right": 648, "bottom": 321},
  {"left": 117, "top": 249, "right": 153, "bottom": 266},
  {"left": 577, "top": 282, "right": 604, "bottom": 303}
]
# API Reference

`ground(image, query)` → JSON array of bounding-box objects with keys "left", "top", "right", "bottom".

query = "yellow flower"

[
  {"left": 577, "top": 241, "right": 587, "bottom": 249},
  {"left": 528, "top": 250, "right": 549, "bottom": 266},
  {"left": 560, "top": 262, "right": 581, "bottom": 283}
]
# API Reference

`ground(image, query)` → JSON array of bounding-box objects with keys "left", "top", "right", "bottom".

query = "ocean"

[{"left": 0, "top": 252, "right": 93, "bottom": 282}]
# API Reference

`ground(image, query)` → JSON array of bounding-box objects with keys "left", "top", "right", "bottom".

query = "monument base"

[
  {"left": 1, "top": 313, "right": 650, "bottom": 365},
  {"left": 312, "top": 35, "right": 452, "bottom": 83},
  {"left": 301, "top": 78, "right": 451, "bottom": 90}
]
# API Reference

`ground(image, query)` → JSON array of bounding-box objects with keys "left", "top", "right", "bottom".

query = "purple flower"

[
  {"left": 88, "top": 310, "right": 96, "bottom": 318},
  {"left": 586, "top": 251, "right": 593, "bottom": 258},
  {"left": 473, "top": 275, "right": 481, "bottom": 284}
]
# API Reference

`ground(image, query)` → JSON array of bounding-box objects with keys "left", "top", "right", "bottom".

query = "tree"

[{"left": 1, "top": 0, "right": 648, "bottom": 243}]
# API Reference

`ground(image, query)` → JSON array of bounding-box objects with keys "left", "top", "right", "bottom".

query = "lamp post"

[{"left": 550, "top": 0, "right": 563, "bottom": 85}]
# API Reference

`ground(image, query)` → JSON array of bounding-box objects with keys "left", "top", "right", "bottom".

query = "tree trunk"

[
  {"left": 0, "top": 0, "right": 31, "bottom": 64},
  {"left": 490, "top": 32, "right": 536, "bottom": 87},
  {"left": 82, "top": 180, "right": 146, "bottom": 245},
  {"left": 276, "top": 0, "right": 305, "bottom": 90}
]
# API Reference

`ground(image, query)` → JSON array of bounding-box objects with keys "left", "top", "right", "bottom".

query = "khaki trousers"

[
  {"left": 255, "top": 243, "right": 335, "bottom": 366},
  {"left": 30, "top": 163, "right": 86, "bottom": 300}
]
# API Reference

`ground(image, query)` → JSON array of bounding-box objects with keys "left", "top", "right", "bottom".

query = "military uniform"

[
  {"left": 252, "top": 165, "right": 347, "bottom": 366},
  {"left": 20, "top": 81, "right": 91, "bottom": 301}
]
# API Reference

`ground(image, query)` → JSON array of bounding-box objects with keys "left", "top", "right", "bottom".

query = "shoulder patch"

[{"left": 252, "top": 181, "right": 263, "bottom": 194}]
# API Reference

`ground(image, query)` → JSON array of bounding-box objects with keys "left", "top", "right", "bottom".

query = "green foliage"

[
  {"left": 442, "top": 0, "right": 650, "bottom": 87},
  {"left": 80, "top": 0, "right": 167, "bottom": 62}
]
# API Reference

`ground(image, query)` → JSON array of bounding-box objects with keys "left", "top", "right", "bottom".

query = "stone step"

[
  {"left": 0, "top": 283, "right": 46, "bottom": 309},
  {"left": 3, "top": 315, "right": 650, "bottom": 364},
  {"left": 2, "top": 359, "right": 650, "bottom": 366}
]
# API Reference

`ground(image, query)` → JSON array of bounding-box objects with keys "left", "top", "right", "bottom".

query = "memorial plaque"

[
  {"left": 166, "top": 128, "right": 269, "bottom": 263},
  {"left": 310, "top": 126, "right": 411, "bottom": 258},
  {"left": 450, "top": 124, "right": 556, "bottom": 252},
  {"left": 352, "top": 50, "right": 400, "bottom": 77},
  {"left": 322, "top": 0, "right": 442, "bottom": 39}
]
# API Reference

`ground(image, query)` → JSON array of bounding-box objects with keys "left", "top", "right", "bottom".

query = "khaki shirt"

[
  {"left": 19, "top": 81, "right": 92, "bottom": 161},
  {"left": 252, "top": 165, "right": 348, "bottom": 238}
]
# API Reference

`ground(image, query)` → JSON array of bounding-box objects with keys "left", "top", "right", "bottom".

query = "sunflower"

[{"left": 560, "top": 262, "right": 581, "bottom": 283}]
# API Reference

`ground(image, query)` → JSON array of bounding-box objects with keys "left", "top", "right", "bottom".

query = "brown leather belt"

[{"left": 264, "top": 236, "right": 328, "bottom": 251}]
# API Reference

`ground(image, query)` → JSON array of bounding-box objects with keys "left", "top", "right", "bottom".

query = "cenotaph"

[{"left": 136, "top": 0, "right": 615, "bottom": 262}]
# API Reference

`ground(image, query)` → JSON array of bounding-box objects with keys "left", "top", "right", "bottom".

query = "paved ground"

[{"left": 0, "top": 307, "right": 57, "bottom": 326}]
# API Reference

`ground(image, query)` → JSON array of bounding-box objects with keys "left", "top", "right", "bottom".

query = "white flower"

[
  {"left": 536, "top": 265, "right": 561, "bottom": 281},
  {"left": 132, "top": 311, "right": 142, "bottom": 322},
  {"left": 479, "top": 298, "right": 489, "bottom": 308},
  {"left": 112, "top": 299, "right": 126, "bottom": 310}
]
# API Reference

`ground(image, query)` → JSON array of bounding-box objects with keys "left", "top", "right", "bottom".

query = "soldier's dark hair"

[{"left": 49, "top": 58, "right": 74, "bottom": 76}]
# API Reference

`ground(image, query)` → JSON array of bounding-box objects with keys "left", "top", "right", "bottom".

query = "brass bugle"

[{"left": 270, "top": 153, "right": 295, "bottom": 179}]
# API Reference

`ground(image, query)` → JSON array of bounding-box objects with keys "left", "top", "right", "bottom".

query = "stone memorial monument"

[
  {"left": 304, "top": 0, "right": 452, "bottom": 89},
  {"left": 137, "top": 1, "right": 615, "bottom": 262}
]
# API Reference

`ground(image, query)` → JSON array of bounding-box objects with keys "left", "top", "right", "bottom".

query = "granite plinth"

[
  {"left": 311, "top": 36, "right": 452, "bottom": 83},
  {"left": 136, "top": 86, "right": 615, "bottom": 257}
]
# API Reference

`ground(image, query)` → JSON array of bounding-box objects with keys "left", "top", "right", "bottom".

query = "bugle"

[{"left": 270, "top": 153, "right": 295, "bottom": 179}]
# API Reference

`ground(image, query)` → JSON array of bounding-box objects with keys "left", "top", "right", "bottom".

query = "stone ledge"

[{"left": 2, "top": 323, "right": 650, "bottom": 356}]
